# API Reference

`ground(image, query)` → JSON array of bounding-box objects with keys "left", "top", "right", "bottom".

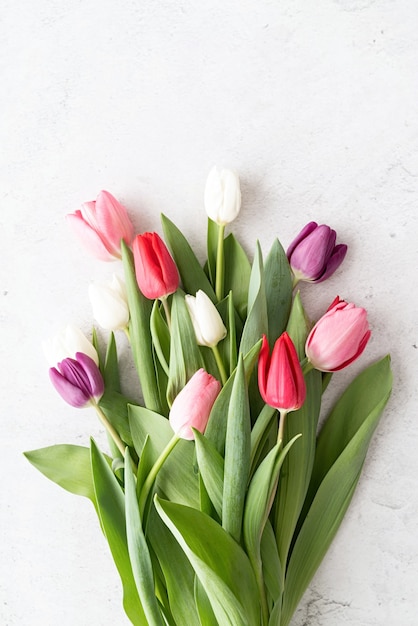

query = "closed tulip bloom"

[
  {"left": 133, "top": 232, "right": 179, "bottom": 300},
  {"left": 185, "top": 290, "right": 227, "bottom": 347},
  {"left": 89, "top": 274, "right": 129, "bottom": 331},
  {"left": 169, "top": 369, "right": 221, "bottom": 440},
  {"left": 258, "top": 333, "right": 306, "bottom": 412},
  {"left": 43, "top": 324, "right": 99, "bottom": 367},
  {"left": 49, "top": 352, "right": 104, "bottom": 408},
  {"left": 287, "top": 222, "right": 347, "bottom": 283},
  {"left": 306, "top": 296, "right": 371, "bottom": 372},
  {"left": 204, "top": 166, "right": 241, "bottom": 225},
  {"left": 66, "top": 190, "right": 135, "bottom": 261}
]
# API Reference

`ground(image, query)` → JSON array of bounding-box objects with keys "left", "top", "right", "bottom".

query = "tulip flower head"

[
  {"left": 49, "top": 352, "right": 104, "bottom": 408},
  {"left": 43, "top": 324, "right": 99, "bottom": 367},
  {"left": 258, "top": 333, "right": 306, "bottom": 413},
  {"left": 66, "top": 190, "right": 135, "bottom": 261},
  {"left": 287, "top": 222, "right": 347, "bottom": 284},
  {"left": 133, "top": 232, "right": 179, "bottom": 300},
  {"left": 185, "top": 290, "right": 227, "bottom": 347},
  {"left": 169, "top": 369, "right": 221, "bottom": 440},
  {"left": 89, "top": 274, "right": 129, "bottom": 331},
  {"left": 204, "top": 166, "right": 241, "bottom": 226},
  {"left": 306, "top": 296, "right": 371, "bottom": 372}
]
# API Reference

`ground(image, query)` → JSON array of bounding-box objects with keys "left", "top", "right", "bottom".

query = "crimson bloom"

[
  {"left": 49, "top": 352, "right": 104, "bottom": 408},
  {"left": 306, "top": 296, "right": 371, "bottom": 372},
  {"left": 169, "top": 369, "right": 221, "bottom": 440},
  {"left": 133, "top": 232, "right": 179, "bottom": 299},
  {"left": 66, "top": 190, "right": 135, "bottom": 261},
  {"left": 287, "top": 222, "right": 347, "bottom": 283},
  {"left": 258, "top": 333, "right": 306, "bottom": 413}
]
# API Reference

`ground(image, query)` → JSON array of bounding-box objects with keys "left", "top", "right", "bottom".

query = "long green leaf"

[
  {"left": 240, "top": 242, "right": 268, "bottom": 356},
  {"left": 194, "top": 429, "right": 225, "bottom": 518},
  {"left": 103, "top": 331, "right": 121, "bottom": 392},
  {"left": 264, "top": 239, "right": 293, "bottom": 345},
  {"left": 223, "top": 233, "right": 251, "bottom": 320}
]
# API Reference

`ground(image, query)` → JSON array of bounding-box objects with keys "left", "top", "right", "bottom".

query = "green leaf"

[
  {"left": 155, "top": 497, "right": 261, "bottom": 626},
  {"left": 250, "top": 403, "right": 277, "bottom": 475},
  {"left": 280, "top": 357, "right": 392, "bottom": 626},
  {"left": 264, "top": 239, "right": 293, "bottom": 345},
  {"left": 90, "top": 439, "right": 147, "bottom": 625},
  {"left": 260, "top": 521, "right": 283, "bottom": 606},
  {"left": 222, "top": 355, "right": 251, "bottom": 542},
  {"left": 206, "top": 217, "right": 218, "bottom": 286},
  {"left": 194, "top": 429, "right": 224, "bottom": 519},
  {"left": 150, "top": 300, "right": 171, "bottom": 377},
  {"left": 103, "top": 331, "right": 121, "bottom": 392},
  {"left": 223, "top": 233, "right": 251, "bottom": 320},
  {"left": 161, "top": 213, "right": 216, "bottom": 301},
  {"left": 98, "top": 389, "right": 138, "bottom": 447},
  {"left": 240, "top": 242, "right": 268, "bottom": 356},
  {"left": 195, "top": 577, "right": 218, "bottom": 626},
  {"left": 121, "top": 241, "right": 162, "bottom": 413}
]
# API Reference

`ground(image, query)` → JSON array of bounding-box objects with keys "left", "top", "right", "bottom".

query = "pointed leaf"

[
  {"left": 224, "top": 233, "right": 251, "bottom": 320},
  {"left": 264, "top": 239, "right": 293, "bottom": 345},
  {"left": 240, "top": 242, "right": 268, "bottom": 356},
  {"left": 194, "top": 429, "right": 224, "bottom": 518}
]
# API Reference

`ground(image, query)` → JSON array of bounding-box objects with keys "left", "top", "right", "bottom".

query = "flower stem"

[
  {"left": 138, "top": 433, "right": 180, "bottom": 518},
  {"left": 161, "top": 296, "right": 171, "bottom": 329},
  {"left": 93, "top": 403, "right": 137, "bottom": 471},
  {"left": 215, "top": 224, "right": 225, "bottom": 301},
  {"left": 211, "top": 344, "right": 227, "bottom": 385},
  {"left": 277, "top": 410, "right": 288, "bottom": 446}
]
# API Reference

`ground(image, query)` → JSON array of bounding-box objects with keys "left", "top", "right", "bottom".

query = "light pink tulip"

[
  {"left": 66, "top": 190, "right": 135, "bottom": 261},
  {"left": 169, "top": 369, "right": 221, "bottom": 440},
  {"left": 305, "top": 296, "right": 371, "bottom": 372}
]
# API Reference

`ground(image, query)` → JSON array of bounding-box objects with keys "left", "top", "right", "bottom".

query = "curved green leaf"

[
  {"left": 264, "top": 239, "right": 293, "bottom": 345},
  {"left": 224, "top": 233, "right": 251, "bottom": 320}
]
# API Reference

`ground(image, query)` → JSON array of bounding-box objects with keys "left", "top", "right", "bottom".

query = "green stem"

[
  {"left": 161, "top": 296, "right": 171, "bottom": 329},
  {"left": 215, "top": 224, "right": 225, "bottom": 301},
  {"left": 277, "top": 410, "right": 288, "bottom": 446},
  {"left": 93, "top": 403, "right": 137, "bottom": 472},
  {"left": 254, "top": 561, "right": 269, "bottom": 626},
  {"left": 138, "top": 434, "right": 180, "bottom": 518},
  {"left": 301, "top": 359, "right": 314, "bottom": 376},
  {"left": 211, "top": 344, "right": 227, "bottom": 385}
]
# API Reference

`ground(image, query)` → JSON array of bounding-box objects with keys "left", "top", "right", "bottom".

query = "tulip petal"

[
  {"left": 49, "top": 367, "right": 90, "bottom": 408},
  {"left": 317, "top": 244, "right": 348, "bottom": 283},
  {"left": 66, "top": 212, "right": 115, "bottom": 261},
  {"left": 286, "top": 222, "right": 318, "bottom": 259},
  {"left": 75, "top": 353, "right": 104, "bottom": 400},
  {"left": 94, "top": 190, "right": 134, "bottom": 256}
]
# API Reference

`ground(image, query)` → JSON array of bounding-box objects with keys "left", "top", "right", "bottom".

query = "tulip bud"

[
  {"left": 185, "top": 290, "right": 227, "bottom": 347},
  {"left": 204, "top": 166, "right": 241, "bottom": 225},
  {"left": 287, "top": 222, "right": 347, "bottom": 283},
  {"left": 133, "top": 232, "right": 179, "bottom": 300},
  {"left": 88, "top": 274, "right": 129, "bottom": 331},
  {"left": 169, "top": 369, "right": 221, "bottom": 440},
  {"left": 305, "top": 296, "right": 371, "bottom": 372},
  {"left": 49, "top": 352, "right": 104, "bottom": 408},
  {"left": 258, "top": 333, "right": 306, "bottom": 413},
  {"left": 66, "top": 190, "right": 135, "bottom": 261},
  {"left": 43, "top": 324, "right": 99, "bottom": 367}
]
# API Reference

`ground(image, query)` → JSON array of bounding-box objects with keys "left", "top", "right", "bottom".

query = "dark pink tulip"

[
  {"left": 133, "top": 232, "right": 179, "bottom": 299},
  {"left": 49, "top": 352, "right": 104, "bottom": 408},
  {"left": 258, "top": 333, "right": 306, "bottom": 413},
  {"left": 287, "top": 222, "right": 347, "bottom": 283},
  {"left": 169, "top": 369, "right": 221, "bottom": 440},
  {"left": 305, "top": 297, "right": 371, "bottom": 372},
  {"left": 66, "top": 190, "right": 135, "bottom": 261}
]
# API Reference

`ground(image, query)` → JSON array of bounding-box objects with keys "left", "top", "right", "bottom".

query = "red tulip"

[
  {"left": 133, "top": 232, "right": 179, "bottom": 299},
  {"left": 258, "top": 333, "right": 306, "bottom": 412},
  {"left": 305, "top": 296, "right": 371, "bottom": 372}
]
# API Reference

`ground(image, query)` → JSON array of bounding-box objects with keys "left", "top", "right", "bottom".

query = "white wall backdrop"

[{"left": 1, "top": 1, "right": 418, "bottom": 624}]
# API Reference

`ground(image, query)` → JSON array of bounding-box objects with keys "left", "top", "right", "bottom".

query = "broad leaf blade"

[
  {"left": 223, "top": 233, "right": 251, "bottom": 320},
  {"left": 264, "top": 239, "right": 292, "bottom": 345}
]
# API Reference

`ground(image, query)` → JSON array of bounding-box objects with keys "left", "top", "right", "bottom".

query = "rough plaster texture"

[{"left": 1, "top": 1, "right": 417, "bottom": 624}]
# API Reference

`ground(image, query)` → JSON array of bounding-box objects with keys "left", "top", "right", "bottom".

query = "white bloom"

[
  {"left": 204, "top": 166, "right": 241, "bottom": 225},
  {"left": 88, "top": 274, "right": 129, "bottom": 331},
  {"left": 43, "top": 324, "right": 99, "bottom": 366},
  {"left": 185, "top": 290, "right": 227, "bottom": 347}
]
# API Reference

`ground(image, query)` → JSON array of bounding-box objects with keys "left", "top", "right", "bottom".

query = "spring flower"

[
  {"left": 49, "top": 352, "right": 104, "bottom": 408},
  {"left": 204, "top": 166, "right": 241, "bottom": 225},
  {"left": 43, "top": 324, "right": 99, "bottom": 367},
  {"left": 66, "top": 190, "right": 135, "bottom": 261},
  {"left": 185, "top": 290, "right": 227, "bottom": 347},
  {"left": 133, "top": 232, "right": 179, "bottom": 300},
  {"left": 287, "top": 222, "right": 347, "bottom": 283},
  {"left": 169, "top": 369, "right": 221, "bottom": 440},
  {"left": 305, "top": 296, "right": 371, "bottom": 372},
  {"left": 258, "top": 333, "right": 306, "bottom": 412},
  {"left": 89, "top": 274, "right": 129, "bottom": 331}
]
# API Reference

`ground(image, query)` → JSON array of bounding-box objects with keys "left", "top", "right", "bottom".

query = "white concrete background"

[{"left": 1, "top": 0, "right": 417, "bottom": 624}]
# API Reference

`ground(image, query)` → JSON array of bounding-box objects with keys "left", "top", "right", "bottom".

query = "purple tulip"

[
  {"left": 49, "top": 352, "right": 104, "bottom": 408},
  {"left": 287, "top": 222, "right": 347, "bottom": 284}
]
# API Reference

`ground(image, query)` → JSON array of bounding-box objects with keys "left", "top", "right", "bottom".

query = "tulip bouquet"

[{"left": 25, "top": 168, "right": 392, "bottom": 626}]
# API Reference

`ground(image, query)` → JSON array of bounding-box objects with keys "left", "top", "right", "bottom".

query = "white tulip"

[
  {"left": 43, "top": 324, "right": 99, "bottom": 366},
  {"left": 204, "top": 166, "right": 241, "bottom": 225},
  {"left": 88, "top": 274, "right": 129, "bottom": 331},
  {"left": 185, "top": 290, "right": 227, "bottom": 348}
]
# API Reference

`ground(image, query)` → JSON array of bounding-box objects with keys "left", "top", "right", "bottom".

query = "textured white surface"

[{"left": 1, "top": 1, "right": 418, "bottom": 624}]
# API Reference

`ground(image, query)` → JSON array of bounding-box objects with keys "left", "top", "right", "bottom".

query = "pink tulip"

[
  {"left": 133, "top": 232, "right": 179, "bottom": 299},
  {"left": 305, "top": 296, "right": 371, "bottom": 372},
  {"left": 49, "top": 352, "right": 104, "bottom": 408},
  {"left": 66, "top": 190, "right": 135, "bottom": 261},
  {"left": 258, "top": 333, "right": 306, "bottom": 413},
  {"left": 169, "top": 369, "right": 221, "bottom": 440}
]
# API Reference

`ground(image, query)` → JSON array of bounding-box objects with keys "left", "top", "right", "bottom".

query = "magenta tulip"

[
  {"left": 287, "top": 221, "right": 347, "bottom": 283},
  {"left": 306, "top": 296, "right": 371, "bottom": 372},
  {"left": 66, "top": 190, "right": 135, "bottom": 261},
  {"left": 169, "top": 369, "right": 221, "bottom": 440},
  {"left": 258, "top": 333, "right": 306, "bottom": 413},
  {"left": 133, "top": 232, "right": 179, "bottom": 300},
  {"left": 49, "top": 352, "right": 104, "bottom": 408}
]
